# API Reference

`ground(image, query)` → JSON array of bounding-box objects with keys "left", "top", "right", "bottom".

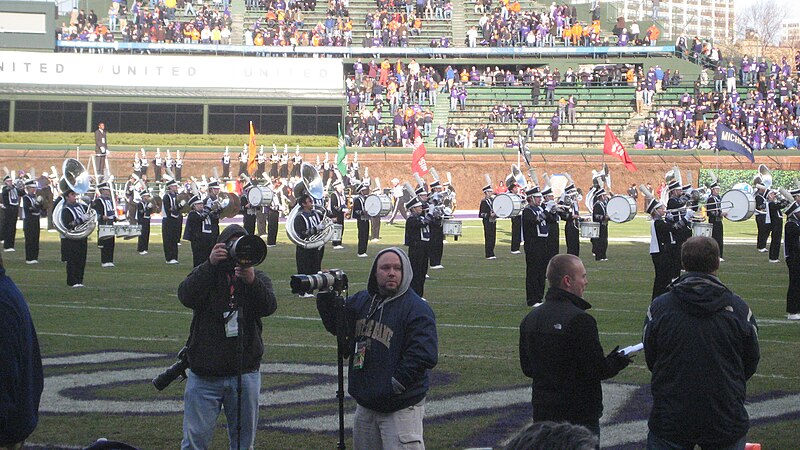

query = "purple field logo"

[{"left": 41, "top": 352, "right": 800, "bottom": 448}]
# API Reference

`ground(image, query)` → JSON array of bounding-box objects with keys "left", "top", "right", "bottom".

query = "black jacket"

[
  {"left": 519, "top": 287, "right": 627, "bottom": 425},
  {"left": 644, "top": 273, "right": 760, "bottom": 447},
  {"left": 178, "top": 225, "right": 278, "bottom": 377}
]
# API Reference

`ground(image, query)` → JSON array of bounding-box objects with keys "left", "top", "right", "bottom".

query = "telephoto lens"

[{"left": 227, "top": 235, "right": 267, "bottom": 267}]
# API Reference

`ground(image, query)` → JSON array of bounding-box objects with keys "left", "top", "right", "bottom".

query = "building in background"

[{"left": 782, "top": 20, "right": 800, "bottom": 45}]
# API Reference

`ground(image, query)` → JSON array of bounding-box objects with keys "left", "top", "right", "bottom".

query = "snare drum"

[
  {"left": 721, "top": 189, "right": 756, "bottom": 222},
  {"left": 606, "top": 195, "right": 637, "bottom": 223},
  {"left": 118, "top": 224, "right": 142, "bottom": 239},
  {"left": 579, "top": 221, "right": 600, "bottom": 238},
  {"left": 247, "top": 186, "right": 274, "bottom": 207},
  {"left": 442, "top": 219, "right": 462, "bottom": 236},
  {"left": 692, "top": 222, "right": 713, "bottom": 237},
  {"left": 331, "top": 224, "right": 344, "bottom": 242},
  {"left": 364, "top": 194, "right": 392, "bottom": 217},
  {"left": 98, "top": 224, "right": 115, "bottom": 240},
  {"left": 493, "top": 193, "right": 523, "bottom": 218}
]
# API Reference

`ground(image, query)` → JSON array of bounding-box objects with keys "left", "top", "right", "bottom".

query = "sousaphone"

[
  {"left": 285, "top": 163, "right": 335, "bottom": 249},
  {"left": 53, "top": 158, "right": 98, "bottom": 240}
]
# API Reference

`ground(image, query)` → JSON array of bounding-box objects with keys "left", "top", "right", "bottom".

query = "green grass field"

[{"left": 6, "top": 217, "right": 800, "bottom": 449}]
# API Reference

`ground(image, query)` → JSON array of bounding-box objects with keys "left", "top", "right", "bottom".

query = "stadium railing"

[{"left": 56, "top": 41, "right": 676, "bottom": 58}]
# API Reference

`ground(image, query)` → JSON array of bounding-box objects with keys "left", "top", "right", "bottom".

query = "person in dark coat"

[
  {"left": 135, "top": 190, "right": 153, "bottom": 255},
  {"left": 178, "top": 224, "right": 277, "bottom": 450},
  {"left": 644, "top": 236, "right": 760, "bottom": 449},
  {"left": 1, "top": 175, "right": 22, "bottom": 251},
  {"left": 0, "top": 255, "right": 44, "bottom": 449},
  {"left": 522, "top": 186, "right": 549, "bottom": 306},
  {"left": 520, "top": 254, "right": 632, "bottom": 438}
]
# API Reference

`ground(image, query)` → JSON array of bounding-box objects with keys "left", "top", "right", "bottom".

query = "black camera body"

[
  {"left": 290, "top": 269, "right": 349, "bottom": 294},
  {"left": 152, "top": 347, "right": 189, "bottom": 391}
]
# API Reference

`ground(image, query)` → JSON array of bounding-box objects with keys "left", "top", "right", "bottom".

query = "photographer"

[
  {"left": 177, "top": 224, "right": 277, "bottom": 450},
  {"left": 316, "top": 248, "right": 438, "bottom": 449}
]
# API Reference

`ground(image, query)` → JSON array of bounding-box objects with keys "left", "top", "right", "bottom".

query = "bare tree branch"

[{"left": 735, "top": 0, "right": 788, "bottom": 52}]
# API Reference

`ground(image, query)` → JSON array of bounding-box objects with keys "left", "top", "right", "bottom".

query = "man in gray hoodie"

[{"left": 317, "top": 247, "right": 438, "bottom": 449}]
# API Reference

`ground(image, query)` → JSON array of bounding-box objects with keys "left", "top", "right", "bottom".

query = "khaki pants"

[{"left": 353, "top": 400, "right": 425, "bottom": 450}]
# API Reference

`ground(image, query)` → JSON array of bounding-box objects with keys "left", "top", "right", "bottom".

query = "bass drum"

[
  {"left": 606, "top": 195, "right": 637, "bottom": 223},
  {"left": 364, "top": 194, "right": 392, "bottom": 217},
  {"left": 492, "top": 193, "right": 523, "bottom": 218},
  {"left": 247, "top": 186, "right": 274, "bottom": 207},
  {"left": 721, "top": 189, "right": 755, "bottom": 222}
]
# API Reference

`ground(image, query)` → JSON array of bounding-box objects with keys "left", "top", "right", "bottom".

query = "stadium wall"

[
  {"left": 4, "top": 148, "right": 799, "bottom": 209},
  {"left": 0, "top": 1, "right": 57, "bottom": 51}
]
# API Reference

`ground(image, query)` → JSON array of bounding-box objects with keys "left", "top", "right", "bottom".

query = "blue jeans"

[
  {"left": 646, "top": 431, "right": 747, "bottom": 450},
  {"left": 182, "top": 370, "right": 261, "bottom": 450}
]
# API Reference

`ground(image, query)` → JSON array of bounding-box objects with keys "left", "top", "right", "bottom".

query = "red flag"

[
  {"left": 603, "top": 124, "right": 637, "bottom": 172},
  {"left": 247, "top": 121, "right": 257, "bottom": 175},
  {"left": 410, "top": 127, "right": 429, "bottom": 176}
]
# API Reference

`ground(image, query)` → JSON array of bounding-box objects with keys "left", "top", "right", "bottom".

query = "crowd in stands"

[
  {"left": 467, "top": 1, "right": 660, "bottom": 48},
  {"left": 636, "top": 55, "right": 800, "bottom": 150},
  {"left": 244, "top": 0, "right": 352, "bottom": 46},
  {"left": 58, "top": 7, "right": 115, "bottom": 43}
]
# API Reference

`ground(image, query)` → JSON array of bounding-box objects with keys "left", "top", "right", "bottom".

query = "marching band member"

[
  {"left": 61, "top": 187, "right": 89, "bottom": 287},
  {"left": 133, "top": 154, "right": 142, "bottom": 177},
  {"left": 705, "top": 181, "right": 726, "bottom": 261},
  {"left": 647, "top": 197, "right": 673, "bottom": 300},
  {"left": 165, "top": 150, "right": 174, "bottom": 177},
  {"left": 563, "top": 183, "right": 581, "bottom": 256},
  {"left": 279, "top": 146, "right": 289, "bottom": 178},
  {"left": 591, "top": 188, "right": 609, "bottom": 262},
  {"left": 21, "top": 180, "right": 42, "bottom": 264},
  {"left": 1, "top": 175, "right": 22, "bottom": 252},
  {"left": 174, "top": 150, "right": 183, "bottom": 181},
  {"left": 45, "top": 172, "right": 59, "bottom": 231},
  {"left": 404, "top": 195, "right": 431, "bottom": 297},
  {"left": 94, "top": 122, "right": 108, "bottom": 179},
  {"left": 784, "top": 197, "right": 800, "bottom": 320},
  {"left": 239, "top": 180, "right": 257, "bottom": 236},
  {"left": 135, "top": 190, "right": 153, "bottom": 255},
  {"left": 184, "top": 196, "right": 213, "bottom": 268},
  {"left": 370, "top": 185, "right": 383, "bottom": 242},
  {"left": 204, "top": 181, "right": 222, "bottom": 244},
  {"left": 92, "top": 182, "right": 116, "bottom": 268},
  {"left": 153, "top": 149, "right": 163, "bottom": 182},
  {"left": 291, "top": 146, "right": 303, "bottom": 178},
  {"left": 256, "top": 146, "right": 266, "bottom": 177},
  {"left": 427, "top": 180, "right": 445, "bottom": 269},
  {"left": 542, "top": 186, "right": 560, "bottom": 261},
  {"left": 764, "top": 189, "right": 786, "bottom": 263},
  {"left": 665, "top": 180, "right": 688, "bottom": 277},
  {"left": 239, "top": 145, "right": 249, "bottom": 177},
  {"left": 352, "top": 182, "right": 371, "bottom": 257},
  {"left": 522, "top": 185, "right": 548, "bottom": 306},
  {"left": 294, "top": 193, "right": 326, "bottom": 298},
  {"left": 328, "top": 180, "right": 348, "bottom": 249},
  {"left": 221, "top": 147, "right": 231, "bottom": 179},
  {"left": 162, "top": 179, "right": 182, "bottom": 264},
  {"left": 479, "top": 182, "right": 496, "bottom": 259},
  {"left": 754, "top": 183, "right": 768, "bottom": 253},
  {"left": 265, "top": 179, "right": 283, "bottom": 246},
  {"left": 387, "top": 178, "right": 409, "bottom": 224},
  {"left": 270, "top": 146, "right": 279, "bottom": 179},
  {"left": 509, "top": 181, "right": 524, "bottom": 255},
  {"left": 140, "top": 148, "right": 149, "bottom": 178}
]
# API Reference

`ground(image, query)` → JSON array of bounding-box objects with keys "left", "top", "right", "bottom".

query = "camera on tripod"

[
  {"left": 290, "top": 269, "right": 348, "bottom": 294},
  {"left": 152, "top": 346, "right": 189, "bottom": 391}
]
